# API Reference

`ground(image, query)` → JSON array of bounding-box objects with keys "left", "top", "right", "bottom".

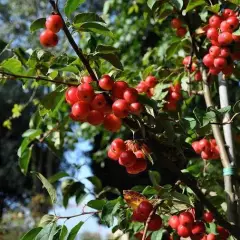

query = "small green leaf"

[
  {"left": 87, "top": 176, "right": 102, "bottom": 192},
  {"left": 3, "top": 119, "right": 12, "bottom": 130},
  {"left": 227, "top": 0, "right": 240, "bottom": 5},
  {"left": 19, "top": 146, "right": 33, "bottom": 175},
  {"left": 48, "top": 172, "right": 69, "bottom": 184},
  {"left": 151, "top": 229, "right": 164, "bottom": 240},
  {"left": 209, "top": 222, "right": 218, "bottom": 234},
  {"left": 207, "top": 4, "right": 220, "bottom": 13},
  {"left": 96, "top": 53, "right": 123, "bottom": 70},
  {"left": 22, "top": 129, "right": 42, "bottom": 139},
  {"left": 95, "top": 44, "right": 119, "bottom": 54},
  {"left": 1, "top": 58, "right": 22, "bottom": 74},
  {"left": 32, "top": 172, "right": 57, "bottom": 204},
  {"left": 20, "top": 227, "right": 42, "bottom": 240},
  {"left": 233, "top": 28, "right": 240, "bottom": 36},
  {"left": 30, "top": 18, "right": 46, "bottom": 32},
  {"left": 170, "top": 0, "right": 183, "bottom": 10},
  {"left": 36, "top": 223, "right": 57, "bottom": 240},
  {"left": 59, "top": 225, "right": 68, "bottom": 240},
  {"left": 87, "top": 199, "right": 106, "bottom": 210},
  {"left": 39, "top": 215, "right": 56, "bottom": 227},
  {"left": 74, "top": 12, "right": 105, "bottom": 24},
  {"left": 149, "top": 171, "right": 161, "bottom": 187},
  {"left": 185, "top": 0, "right": 206, "bottom": 13},
  {"left": 12, "top": 104, "right": 24, "bottom": 118},
  {"left": 67, "top": 222, "right": 84, "bottom": 240},
  {"left": 171, "top": 191, "right": 191, "bottom": 205},
  {"left": 64, "top": 0, "right": 86, "bottom": 17},
  {"left": 147, "top": 0, "right": 157, "bottom": 9}
]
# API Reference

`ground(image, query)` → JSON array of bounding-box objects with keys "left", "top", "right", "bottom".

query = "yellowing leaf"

[{"left": 123, "top": 190, "right": 147, "bottom": 210}]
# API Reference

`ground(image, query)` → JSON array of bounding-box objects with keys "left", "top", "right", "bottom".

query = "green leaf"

[
  {"left": 20, "top": 227, "right": 42, "bottom": 240},
  {"left": 96, "top": 53, "right": 123, "bottom": 70},
  {"left": 39, "top": 215, "right": 56, "bottom": 227},
  {"left": 48, "top": 172, "right": 69, "bottom": 184},
  {"left": 18, "top": 138, "right": 30, "bottom": 157},
  {"left": 138, "top": 94, "right": 158, "bottom": 109},
  {"left": 147, "top": 0, "right": 157, "bottom": 9},
  {"left": 171, "top": 191, "right": 191, "bottom": 205},
  {"left": 19, "top": 146, "right": 32, "bottom": 175},
  {"left": 1, "top": 58, "right": 22, "bottom": 74},
  {"left": 74, "top": 12, "right": 105, "bottom": 24},
  {"left": 95, "top": 44, "right": 119, "bottom": 54},
  {"left": 207, "top": 4, "right": 220, "bottom": 13},
  {"left": 30, "top": 18, "right": 46, "bottom": 32},
  {"left": 233, "top": 28, "right": 240, "bottom": 36},
  {"left": 209, "top": 222, "right": 218, "bottom": 234},
  {"left": 64, "top": 0, "right": 86, "bottom": 18},
  {"left": 22, "top": 129, "right": 42, "bottom": 139},
  {"left": 149, "top": 171, "right": 161, "bottom": 187},
  {"left": 185, "top": 0, "right": 206, "bottom": 13},
  {"left": 87, "top": 176, "right": 102, "bottom": 192},
  {"left": 67, "top": 222, "right": 84, "bottom": 240},
  {"left": 32, "top": 172, "right": 57, "bottom": 204},
  {"left": 36, "top": 223, "right": 57, "bottom": 240},
  {"left": 12, "top": 104, "right": 24, "bottom": 118},
  {"left": 166, "top": 41, "right": 181, "bottom": 59},
  {"left": 227, "top": 0, "right": 240, "bottom": 5},
  {"left": 87, "top": 199, "right": 106, "bottom": 210},
  {"left": 59, "top": 225, "right": 68, "bottom": 240},
  {"left": 170, "top": 0, "right": 183, "bottom": 10},
  {"left": 77, "top": 22, "right": 113, "bottom": 37},
  {"left": 151, "top": 229, "right": 164, "bottom": 240}
]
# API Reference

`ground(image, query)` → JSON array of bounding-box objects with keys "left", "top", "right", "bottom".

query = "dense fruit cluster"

[
  {"left": 182, "top": 56, "right": 202, "bottom": 81},
  {"left": 171, "top": 18, "right": 187, "bottom": 37},
  {"left": 204, "top": 9, "right": 240, "bottom": 76},
  {"left": 192, "top": 139, "right": 220, "bottom": 160},
  {"left": 136, "top": 75, "right": 158, "bottom": 98},
  {"left": 108, "top": 139, "right": 149, "bottom": 174},
  {"left": 165, "top": 83, "right": 182, "bottom": 111},
  {"left": 169, "top": 210, "right": 229, "bottom": 239},
  {"left": 40, "top": 14, "right": 63, "bottom": 47},
  {"left": 65, "top": 75, "right": 144, "bottom": 132}
]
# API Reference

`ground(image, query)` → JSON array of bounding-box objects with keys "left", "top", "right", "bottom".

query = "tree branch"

[
  {"left": 49, "top": 0, "right": 98, "bottom": 82},
  {"left": 56, "top": 211, "right": 100, "bottom": 220}
]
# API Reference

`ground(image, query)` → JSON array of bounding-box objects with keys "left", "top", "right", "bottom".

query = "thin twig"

[
  {"left": 210, "top": 113, "right": 240, "bottom": 125},
  {"left": 56, "top": 211, "right": 100, "bottom": 220},
  {"left": 39, "top": 122, "right": 60, "bottom": 143}
]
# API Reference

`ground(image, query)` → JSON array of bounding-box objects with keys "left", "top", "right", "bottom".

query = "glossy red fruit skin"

[
  {"left": 99, "top": 75, "right": 114, "bottom": 90},
  {"left": 177, "top": 225, "right": 191, "bottom": 237},
  {"left": 69, "top": 113, "right": 82, "bottom": 121},
  {"left": 183, "top": 56, "right": 192, "bottom": 66},
  {"left": 218, "top": 32, "right": 233, "bottom": 45},
  {"left": 194, "top": 71, "right": 202, "bottom": 81},
  {"left": 111, "top": 138, "right": 126, "bottom": 155},
  {"left": 138, "top": 201, "right": 153, "bottom": 217},
  {"left": 132, "top": 208, "right": 147, "bottom": 222},
  {"left": 198, "top": 139, "right": 211, "bottom": 152},
  {"left": 207, "top": 233, "right": 216, "bottom": 240},
  {"left": 170, "top": 83, "right": 181, "bottom": 93},
  {"left": 107, "top": 148, "right": 120, "bottom": 161},
  {"left": 66, "top": 87, "right": 78, "bottom": 105},
  {"left": 170, "top": 91, "right": 181, "bottom": 101},
  {"left": 82, "top": 75, "right": 93, "bottom": 84},
  {"left": 40, "top": 30, "right": 58, "bottom": 47},
  {"left": 129, "top": 102, "right": 143, "bottom": 115},
  {"left": 226, "top": 16, "right": 239, "bottom": 30},
  {"left": 211, "top": 39, "right": 220, "bottom": 47},
  {"left": 134, "top": 150, "right": 145, "bottom": 159},
  {"left": 165, "top": 101, "right": 177, "bottom": 111},
  {"left": 179, "top": 212, "right": 194, "bottom": 227},
  {"left": 192, "top": 141, "right": 202, "bottom": 154},
  {"left": 87, "top": 110, "right": 104, "bottom": 126},
  {"left": 176, "top": 27, "right": 187, "bottom": 37},
  {"left": 222, "top": 9, "right": 236, "bottom": 19},
  {"left": 209, "top": 46, "right": 221, "bottom": 57},
  {"left": 91, "top": 94, "right": 107, "bottom": 110},
  {"left": 192, "top": 221, "right": 206, "bottom": 235},
  {"left": 77, "top": 83, "right": 95, "bottom": 103},
  {"left": 203, "top": 54, "right": 214, "bottom": 67},
  {"left": 71, "top": 101, "right": 90, "bottom": 119},
  {"left": 126, "top": 158, "right": 147, "bottom": 174},
  {"left": 209, "top": 15, "right": 222, "bottom": 28},
  {"left": 214, "top": 57, "right": 227, "bottom": 69},
  {"left": 112, "top": 99, "right": 129, "bottom": 118},
  {"left": 112, "top": 81, "right": 129, "bottom": 99},
  {"left": 220, "top": 47, "right": 231, "bottom": 58},
  {"left": 145, "top": 76, "right": 157, "bottom": 88},
  {"left": 206, "top": 28, "right": 218, "bottom": 40},
  {"left": 209, "top": 67, "right": 221, "bottom": 75},
  {"left": 136, "top": 81, "right": 148, "bottom": 93},
  {"left": 168, "top": 215, "right": 180, "bottom": 229},
  {"left": 119, "top": 150, "right": 137, "bottom": 167},
  {"left": 123, "top": 88, "right": 138, "bottom": 103},
  {"left": 220, "top": 21, "right": 233, "bottom": 33},
  {"left": 45, "top": 14, "right": 63, "bottom": 33},
  {"left": 203, "top": 211, "right": 214, "bottom": 223},
  {"left": 148, "top": 214, "right": 162, "bottom": 231},
  {"left": 171, "top": 18, "right": 182, "bottom": 29},
  {"left": 217, "top": 226, "right": 229, "bottom": 239},
  {"left": 103, "top": 114, "right": 122, "bottom": 132}
]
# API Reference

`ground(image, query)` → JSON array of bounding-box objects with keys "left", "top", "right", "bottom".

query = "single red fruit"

[
  {"left": 220, "top": 21, "right": 233, "bottom": 33},
  {"left": 226, "top": 16, "right": 239, "bottom": 30},
  {"left": 170, "top": 91, "right": 181, "bottom": 101},
  {"left": 209, "top": 15, "right": 222, "bottom": 28},
  {"left": 69, "top": 113, "right": 81, "bottom": 121},
  {"left": 191, "top": 62, "right": 197, "bottom": 72},
  {"left": 87, "top": 110, "right": 104, "bottom": 126},
  {"left": 165, "top": 101, "right": 177, "bottom": 111},
  {"left": 107, "top": 148, "right": 120, "bottom": 161},
  {"left": 148, "top": 214, "right": 162, "bottom": 231},
  {"left": 99, "top": 75, "right": 114, "bottom": 90},
  {"left": 207, "top": 233, "right": 216, "bottom": 240},
  {"left": 82, "top": 75, "right": 93, "bottom": 84},
  {"left": 65, "top": 87, "right": 78, "bottom": 105},
  {"left": 145, "top": 76, "right": 157, "bottom": 88},
  {"left": 209, "top": 46, "right": 221, "bottom": 57},
  {"left": 71, "top": 101, "right": 90, "bottom": 119},
  {"left": 194, "top": 71, "right": 202, "bottom": 81},
  {"left": 218, "top": 32, "right": 233, "bottom": 45},
  {"left": 183, "top": 56, "right": 192, "bottom": 66},
  {"left": 103, "top": 114, "right": 122, "bottom": 132},
  {"left": 132, "top": 208, "right": 147, "bottom": 222},
  {"left": 222, "top": 64, "right": 234, "bottom": 76},
  {"left": 170, "top": 83, "right": 181, "bottom": 93},
  {"left": 136, "top": 81, "right": 148, "bottom": 93},
  {"left": 177, "top": 225, "right": 191, "bottom": 237},
  {"left": 201, "top": 150, "right": 211, "bottom": 160},
  {"left": 192, "top": 141, "right": 202, "bottom": 154},
  {"left": 119, "top": 150, "right": 137, "bottom": 167},
  {"left": 171, "top": 18, "right": 182, "bottom": 29},
  {"left": 176, "top": 27, "right": 187, "bottom": 37},
  {"left": 134, "top": 150, "right": 145, "bottom": 159},
  {"left": 126, "top": 158, "right": 147, "bottom": 174},
  {"left": 111, "top": 138, "right": 126, "bottom": 155},
  {"left": 209, "top": 67, "right": 221, "bottom": 75},
  {"left": 214, "top": 57, "right": 227, "bottom": 69},
  {"left": 112, "top": 99, "right": 129, "bottom": 118},
  {"left": 222, "top": 9, "right": 236, "bottom": 19},
  {"left": 91, "top": 94, "right": 107, "bottom": 110},
  {"left": 123, "top": 88, "right": 138, "bottom": 103},
  {"left": 45, "top": 14, "right": 63, "bottom": 33},
  {"left": 179, "top": 212, "right": 194, "bottom": 227},
  {"left": 138, "top": 201, "right": 153, "bottom": 218},
  {"left": 217, "top": 226, "right": 230, "bottom": 239},
  {"left": 198, "top": 139, "right": 211, "bottom": 152},
  {"left": 112, "top": 81, "right": 129, "bottom": 99},
  {"left": 206, "top": 28, "right": 218, "bottom": 40},
  {"left": 203, "top": 54, "right": 214, "bottom": 67},
  {"left": 40, "top": 30, "right": 58, "bottom": 47},
  {"left": 192, "top": 221, "right": 206, "bottom": 235},
  {"left": 203, "top": 211, "right": 214, "bottom": 223},
  {"left": 129, "top": 102, "right": 143, "bottom": 115},
  {"left": 220, "top": 47, "right": 231, "bottom": 58},
  {"left": 168, "top": 215, "right": 180, "bottom": 229},
  {"left": 77, "top": 83, "right": 95, "bottom": 103}
]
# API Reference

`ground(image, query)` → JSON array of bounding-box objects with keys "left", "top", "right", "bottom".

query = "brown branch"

[
  {"left": 210, "top": 112, "right": 240, "bottom": 125},
  {"left": 0, "top": 70, "right": 77, "bottom": 86},
  {"left": 56, "top": 211, "right": 100, "bottom": 220},
  {"left": 49, "top": 0, "right": 98, "bottom": 82},
  {"left": 39, "top": 123, "right": 60, "bottom": 143}
]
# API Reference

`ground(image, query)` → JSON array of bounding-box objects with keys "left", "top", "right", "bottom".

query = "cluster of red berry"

[
  {"left": 108, "top": 139, "right": 148, "bottom": 175},
  {"left": 65, "top": 75, "right": 144, "bottom": 132},
  {"left": 169, "top": 210, "right": 229, "bottom": 240},
  {"left": 165, "top": 83, "right": 182, "bottom": 111},
  {"left": 171, "top": 18, "right": 187, "bottom": 37},
  {"left": 204, "top": 9, "right": 240, "bottom": 76},
  {"left": 192, "top": 139, "right": 220, "bottom": 160},
  {"left": 40, "top": 14, "right": 63, "bottom": 47},
  {"left": 183, "top": 56, "right": 202, "bottom": 81},
  {"left": 132, "top": 201, "right": 162, "bottom": 239},
  {"left": 136, "top": 75, "right": 158, "bottom": 98}
]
